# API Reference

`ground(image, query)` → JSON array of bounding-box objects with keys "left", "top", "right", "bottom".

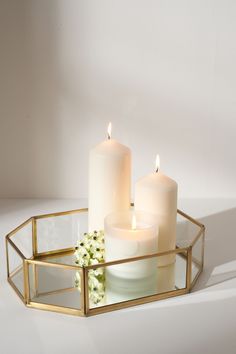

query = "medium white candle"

[
  {"left": 105, "top": 211, "right": 159, "bottom": 279},
  {"left": 88, "top": 123, "right": 131, "bottom": 232},
  {"left": 135, "top": 155, "right": 178, "bottom": 266},
  {"left": 156, "top": 263, "right": 175, "bottom": 293}
]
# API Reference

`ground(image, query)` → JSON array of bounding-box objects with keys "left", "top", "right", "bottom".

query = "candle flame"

[
  {"left": 107, "top": 122, "right": 112, "bottom": 140},
  {"left": 155, "top": 154, "right": 160, "bottom": 173},
  {"left": 132, "top": 214, "right": 137, "bottom": 230}
]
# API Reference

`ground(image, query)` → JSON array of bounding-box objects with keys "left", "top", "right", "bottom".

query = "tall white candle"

[
  {"left": 135, "top": 155, "right": 178, "bottom": 266},
  {"left": 88, "top": 123, "right": 131, "bottom": 232},
  {"left": 105, "top": 211, "right": 159, "bottom": 279},
  {"left": 156, "top": 263, "right": 175, "bottom": 292}
]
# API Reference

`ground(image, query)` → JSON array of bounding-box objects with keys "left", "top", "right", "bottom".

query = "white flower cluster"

[{"left": 74, "top": 230, "right": 105, "bottom": 305}]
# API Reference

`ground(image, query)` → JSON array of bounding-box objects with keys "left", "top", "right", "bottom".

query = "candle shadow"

[
  {"left": 192, "top": 207, "right": 236, "bottom": 292},
  {"left": 84, "top": 207, "right": 236, "bottom": 354}
]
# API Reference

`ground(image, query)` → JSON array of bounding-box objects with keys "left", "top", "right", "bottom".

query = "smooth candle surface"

[
  {"left": 88, "top": 139, "right": 131, "bottom": 232},
  {"left": 105, "top": 211, "right": 159, "bottom": 279},
  {"left": 135, "top": 171, "right": 177, "bottom": 266},
  {"left": 156, "top": 263, "right": 175, "bottom": 293}
]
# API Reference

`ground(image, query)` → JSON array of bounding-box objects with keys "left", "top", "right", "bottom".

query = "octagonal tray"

[{"left": 5, "top": 208, "right": 205, "bottom": 317}]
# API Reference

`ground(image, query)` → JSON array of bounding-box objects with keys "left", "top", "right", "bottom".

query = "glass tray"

[{"left": 5, "top": 208, "right": 205, "bottom": 317}]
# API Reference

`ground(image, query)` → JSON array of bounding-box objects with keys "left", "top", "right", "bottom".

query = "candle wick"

[
  {"left": 107, "top": 122, "right": 112, "bottom": 139},
  {"left": 155, "top": 167, "right": 159, "bottom": 173}
]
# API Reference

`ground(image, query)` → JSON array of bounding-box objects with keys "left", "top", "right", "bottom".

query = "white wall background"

[{"left": 0, "top": 0, "right": 236, "bottom": 199}]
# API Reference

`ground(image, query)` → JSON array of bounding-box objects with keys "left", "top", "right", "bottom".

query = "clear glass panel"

[
  {"left": 88, "top": 252, "right": 187, "bottom": 309},
  {"left": 28, "top": 263, "right": 81, "bottom": 309},
  {"left": 191, "top": 233, "right": 204, "bottom": 283},
  {"left": 10, "top": 221, "right": 32, "bottom": 258},
  {"left": 176, "top": 213, "right": 201, "bottom": 248},
  {"left": 39, "top": 252, "right": 76, "bottom": 266},
  {"left": 8, "top": 242, "right": 24, "bottom": 295},
  {"left": 36, "top": 211, "right": 88, "bottom": 253},
  {"left": 40, "top": 252, "right": 76, "bottom": 266},
  {"left": 176, "top": 252, "right": 189, "bottom": 290}
]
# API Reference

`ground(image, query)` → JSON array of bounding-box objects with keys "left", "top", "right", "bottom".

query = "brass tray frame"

[{"left": 5, "top": 208, "right": 205, "bottom": 317}]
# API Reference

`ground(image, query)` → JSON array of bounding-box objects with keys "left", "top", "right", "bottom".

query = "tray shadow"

[{"left": 192, "top": 207, "right": 236, "bottom": 291}]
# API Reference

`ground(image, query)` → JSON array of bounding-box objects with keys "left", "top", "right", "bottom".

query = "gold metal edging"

[
  {"left": 26, "top": 258, "right": 83, "bottom": 271},
  {"left": 33, "top": 208, "right": 88, "bottom": 220},
  {"left": 80, "top": 267, "right": 89, "bottom": 315},
  {"left": 27, "top": 302, "right": 84, "bottom": 317},
  {"left": 177, "top": 209, "right": 204, "bottom": 229},
  {"left": 24, "top": 260, "right": 30, "bottom": 303},
  {"left": 6, "top": 218, "right": 33, "bottom": 239},
  {"left": 6, "top": 236, "right": 26, "bottom": 260},
  {"left": 25, "top": 247, "right": 188, "bottom": 270},
  {"left": 87, "top": 288, "right": 188, "bottom": 317},
  {"left": 5, "top": 238, "right": 10, "bottom": 278},
  {"left": 202, "top": 229, "right": 205, "bottom": 268},
  {"left": 36, "top": 287, "right": 76, "bottom": 298},
  {"left": 186, "top": 247, "right": 192, "bottom": 290},
  {"left": 86, "top": 247, "right": 188, "bottom": 270},
  {"left": 190, "top": 227, "right": 205, "bottom": 247},
  {"left": 32, "top": 218, "right": 38, "bottom": 256},
  {"left": 32, "top": 263, "right": 39, "bottom": 298},
  {"left": 35, "top": 247, "right": 75, "bottom": 259}
]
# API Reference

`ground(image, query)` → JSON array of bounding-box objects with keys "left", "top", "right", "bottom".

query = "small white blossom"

[
  {"left": 74, "top": 230, "right": 105, "bottom": 305},
  {"left": 75, "top": 246, "right": 88, "bottom": 257},
  {"left": 90, "top": 258, "right": 99, "bottom": 265},
  {"left": 93, "top": 267, "right": 104, "bottom": 277}
]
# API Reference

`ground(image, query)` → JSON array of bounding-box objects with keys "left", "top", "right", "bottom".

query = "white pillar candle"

[
  {"left": 105, "top": 211, "right": 159, "bottom": 279},
  {"left": 88, "top": 123, "right": 131, "bottom": 232},
  {"left": 135, "top": 155, "right": 178, "bottom": 266}
]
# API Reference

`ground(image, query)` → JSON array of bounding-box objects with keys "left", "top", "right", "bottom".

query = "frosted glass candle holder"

[{"left": 105, "top": 211, "right": 159, "bottom": 279}]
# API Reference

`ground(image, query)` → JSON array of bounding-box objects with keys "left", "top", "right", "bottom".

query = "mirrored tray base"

[{"left": 5, "top": 208, "right": 205, "bottom": 317}]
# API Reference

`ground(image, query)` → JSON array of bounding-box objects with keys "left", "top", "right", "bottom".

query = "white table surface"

[{"left": 0, "top": 198, "right": 236, "bottom": 354}]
